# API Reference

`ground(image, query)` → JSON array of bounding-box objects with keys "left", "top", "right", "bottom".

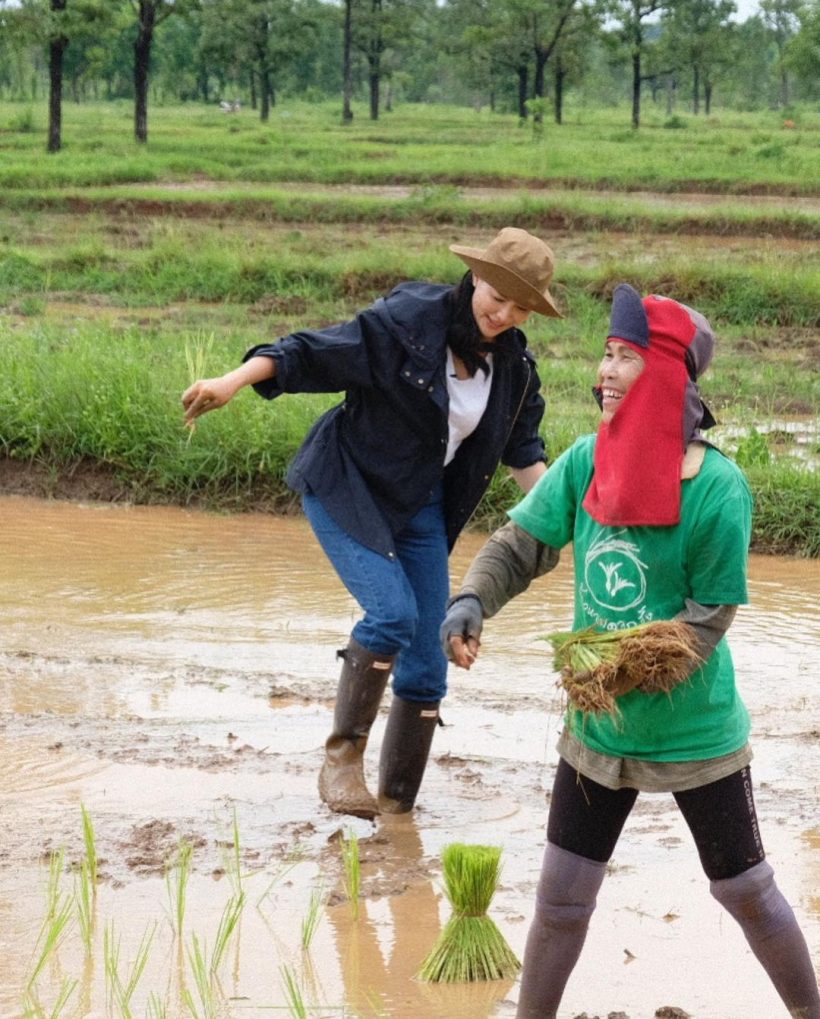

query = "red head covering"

[{"left": 582, "top": 284, "right": 716, "bottom": 527}]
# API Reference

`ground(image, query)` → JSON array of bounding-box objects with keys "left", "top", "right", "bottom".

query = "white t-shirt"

[{"left": 444, "top": 347, "right": 493, "bottom": 465}]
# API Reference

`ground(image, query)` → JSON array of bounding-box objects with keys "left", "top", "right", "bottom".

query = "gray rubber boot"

[
  {"left": 711, "top": 860, "right": 820, "bottom": 1019},
  {"left": 318, "top": 637, "right": 394, "bottom": 820},
  {"left": 378, "top": 696, "right": 440, "bottom": 813}
]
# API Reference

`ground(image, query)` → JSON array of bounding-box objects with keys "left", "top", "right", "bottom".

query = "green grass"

[{"left": 1, "top": 100, "right": 819, "bottom": 194}]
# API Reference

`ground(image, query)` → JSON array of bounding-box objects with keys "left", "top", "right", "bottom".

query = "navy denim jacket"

[{"left": 244, "top": 281, "right": 546, "bottom": 559}]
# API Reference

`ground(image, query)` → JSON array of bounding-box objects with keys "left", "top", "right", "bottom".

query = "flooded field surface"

[{"left": 0, "top": 495, "right": 818, "bottom": 1019}]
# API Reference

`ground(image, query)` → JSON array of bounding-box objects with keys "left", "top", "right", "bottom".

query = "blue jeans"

[{"left": 302, "top": 491, "right": 450, "bottom": 701}]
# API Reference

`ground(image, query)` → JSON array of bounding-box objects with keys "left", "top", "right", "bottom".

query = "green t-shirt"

[{"left": 509, "top": 435, "right": 753, "bottom": 762}]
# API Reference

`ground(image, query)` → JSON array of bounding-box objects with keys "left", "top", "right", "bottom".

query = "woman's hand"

[
  {"left": 440, "top": 595, "right": 484, "bottom": 670},
  {"left": 181, "top": 356, "right": 276, "bottom": 428},
  {"left": 182, "top": 376, "right": 240, "bottom": 425}
]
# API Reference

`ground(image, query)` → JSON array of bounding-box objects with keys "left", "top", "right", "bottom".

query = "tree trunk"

[
  {"left": 554, "top": 57, "right": 565, "bottom": 125},
  {"left": 369, "top": 68, "right": 379, "bottom": 120},
  {"left": 197, "top": 68, "right": 209, "bottom": 103},
  {"left": 342, "top": 0, "right": 353, "bottom": 123},
  {"left": 260, "top": 65, "right": 271, "bottom": 121},
  {"left": 631, "top": 49, "right": 641, "bottom": 129},
  {"left": 47, "top": 0, "right": 68, "bottom": 154},
  {"left": 693, "top": 64, "right": 700, "bottom": 114},
  {"left": 704, "top": 80, "right": 712, "bottom": 115},
  {"left": 534, "top": 49, "right": 547, "bottom": 98},
  {"left": 133, "top": 2, "right": 156, "bottom": 143},
  {"left": 517, "top": 64, "right": 528, "bottom": 120},
  {"left": 666, "top": 74, "right": 676, "bottom": 115},
  {"left": 249, "top": 69, "right": 257, "bottom": 109}
]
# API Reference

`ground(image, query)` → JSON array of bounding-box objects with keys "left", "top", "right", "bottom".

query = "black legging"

[{"left": 547, "top": 757, "right": 766, "bottom": 880}]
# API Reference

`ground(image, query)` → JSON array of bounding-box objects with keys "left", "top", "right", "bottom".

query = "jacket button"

[
  {"left": 404, "top": 371, "right": 410, "bottom": 377},
  {"left": 427, "top": 386, "right": 433, "bottom": 392},
  {"left": 417, "top": 378, "right": 424, "bottom": 384}
]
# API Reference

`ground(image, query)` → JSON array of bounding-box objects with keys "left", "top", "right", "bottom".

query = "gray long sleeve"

[
  {"left": 458, "top": 520, "right": 560, "bottom": 618},
  {"left": 675, "top": 598, "right": 738, "bottom": 659}
]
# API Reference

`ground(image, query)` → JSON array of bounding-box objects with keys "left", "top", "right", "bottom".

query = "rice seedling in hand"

[
  {"left": 418, "top": 843, "right": 520, "bottom": 983},
  {"left": 340, "top": 830, "right": 361, "bottom": 920},
  {"left": 183, "top": 332, "right": 215, "bottom": 441},
  {"left": 544, "top": 620, "right": 702, "bottom": 716}
]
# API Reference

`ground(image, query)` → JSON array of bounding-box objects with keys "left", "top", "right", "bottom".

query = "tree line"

[{"left": 0, "top": 0, "right": 817, "bottom": 152}]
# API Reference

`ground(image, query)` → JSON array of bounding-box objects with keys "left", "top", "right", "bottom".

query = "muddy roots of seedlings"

[
  {"left": 418, "top": 844, "right": 520, "bottom": 984},
  {"left": 548, "top": 621, "right": 703, "bottom": 717}
]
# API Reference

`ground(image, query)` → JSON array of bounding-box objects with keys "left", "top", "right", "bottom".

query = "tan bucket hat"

[{"left": 449, "top": 227, "right": 561, "bottom": 318}]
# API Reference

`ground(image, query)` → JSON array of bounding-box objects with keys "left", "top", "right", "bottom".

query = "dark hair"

[{"left": 446, "top": 271, "right": 515, "bottom": 378}]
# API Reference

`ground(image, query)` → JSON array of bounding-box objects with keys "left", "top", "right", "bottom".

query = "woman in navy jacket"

[{"left": 182, "top": 228, "right": 561, "bottom": 819}]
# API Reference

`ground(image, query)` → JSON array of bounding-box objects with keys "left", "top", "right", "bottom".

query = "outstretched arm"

[
  {"left": 441, "top": 520, "right": 560, "bottom": 669},
  {"left": 182, "top": 355, "right": 276, "bottom": 426}
]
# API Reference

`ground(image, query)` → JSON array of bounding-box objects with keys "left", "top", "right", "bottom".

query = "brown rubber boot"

[
  {"left": 378, "top": 695, "right": 441, "bottom": 813},
  {"left": 318, "top": 636, "right": 394, "bottom": 820}
]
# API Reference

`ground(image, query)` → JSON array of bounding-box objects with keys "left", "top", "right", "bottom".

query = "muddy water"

[{"left": 0, "top": 495, "right": 817, "bottom": 1019}]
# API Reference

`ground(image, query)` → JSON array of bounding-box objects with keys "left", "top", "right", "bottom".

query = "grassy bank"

[{"left": 1, "top": 308, "right": 816, "bottom": 556}]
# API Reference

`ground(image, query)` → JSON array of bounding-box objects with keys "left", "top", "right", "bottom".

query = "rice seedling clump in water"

[
  {"left": 545, "top": 620, "right": 702, "bottom": 716},
  {"left": 418, "top": 843, "right": 520, "bottom": 983}
]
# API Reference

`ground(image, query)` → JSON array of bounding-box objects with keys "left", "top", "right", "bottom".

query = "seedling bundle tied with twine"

[
  {"left": 417, "top": 843, "right": 520, "bottom": 983},
  {"left": 544, "top": 620, "right": 703, "bottom": 716}
]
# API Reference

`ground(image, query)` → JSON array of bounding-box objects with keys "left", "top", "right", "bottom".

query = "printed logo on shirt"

[{"left": 581, "top": 530, "right": 648, "bottom": 615}]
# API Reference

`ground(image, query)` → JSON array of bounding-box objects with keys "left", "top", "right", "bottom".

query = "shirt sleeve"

[
  {"left": 243, "top": 310, "right": 379, "bottom": 398},
  {"left": 685, "top": 452, "right": 752, "bottom": 606}
]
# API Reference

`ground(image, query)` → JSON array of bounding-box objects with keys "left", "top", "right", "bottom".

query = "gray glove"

[{"left": 440, "top": 594, "right": 484, "bottom": 661}]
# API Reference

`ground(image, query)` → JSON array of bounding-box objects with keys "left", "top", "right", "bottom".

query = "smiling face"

[
  {"left": 597, "top": 340, "right": 646, "bottom": 423},
  {"left": 471, "top": 275, "right": 531, "bottom": 340}
]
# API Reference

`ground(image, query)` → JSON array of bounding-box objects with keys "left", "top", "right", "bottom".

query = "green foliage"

[
  {"left": 744, "top": 463, "right": 820, "bottom": 558},
  {"left": 735, "top": 428, "right": 772, "bottom": 467}
]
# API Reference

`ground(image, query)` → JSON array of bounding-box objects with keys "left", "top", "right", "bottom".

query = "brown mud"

[{"left": 0, "top": 495, "right": 818, "bottom": 1019}]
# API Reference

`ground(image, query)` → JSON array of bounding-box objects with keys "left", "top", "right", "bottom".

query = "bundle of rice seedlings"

[
  {"left": 417, "top": 843, "right": 520, "bottom": 983},
  {"left": 545, "top": 620, "right": 702, "bottom": 716}
]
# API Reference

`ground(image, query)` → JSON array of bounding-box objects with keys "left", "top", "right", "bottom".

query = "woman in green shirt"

[{"left": 441, "top": 284, "right": 819, "bottom": 1019}]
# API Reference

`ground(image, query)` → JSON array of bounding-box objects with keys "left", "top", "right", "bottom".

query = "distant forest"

[{"left": 1, "top": 0, "right": 818, "bottom": 146}]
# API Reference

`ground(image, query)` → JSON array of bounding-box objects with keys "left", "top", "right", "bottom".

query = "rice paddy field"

[
  {"left": 0, "top": 98, "right": 818, "bottom": 1019},
  {"left": 0, "top": 99, "right": 818, "bottom": 554}
]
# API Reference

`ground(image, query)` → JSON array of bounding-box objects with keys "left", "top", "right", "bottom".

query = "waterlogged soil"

[{"left": 1, "top": 495, "right": 818, "bottom": 1019}]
